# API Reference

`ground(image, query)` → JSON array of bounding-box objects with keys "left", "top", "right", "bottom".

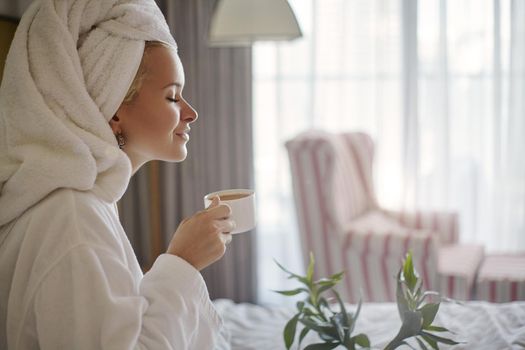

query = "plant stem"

[
  {"left": 309, "top": 286, "right": 329, "bottom": 322},
  {"left": 383, "top": 336, "right": 403, "bottom": 350}
]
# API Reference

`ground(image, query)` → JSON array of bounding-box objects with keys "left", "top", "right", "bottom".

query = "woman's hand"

[{"left": 166, "top": 197, "right": 235, "bottom": 271}]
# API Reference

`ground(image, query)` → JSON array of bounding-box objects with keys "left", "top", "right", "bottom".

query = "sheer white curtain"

[{"left": 254, "top": 0, "right": 525, "bottom": 306}]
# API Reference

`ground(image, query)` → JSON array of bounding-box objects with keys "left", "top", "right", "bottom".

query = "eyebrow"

[{"left": 163, "top": 82, "right": 183, "bottom": 89}]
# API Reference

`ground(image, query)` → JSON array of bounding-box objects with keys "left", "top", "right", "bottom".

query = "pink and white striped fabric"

[
  {"left": 285, "top": 130, "right": 478, "bottom": 303},
  {"left": 341, "top": 226, "right": 439, "bottom": 302},
  {"left": 476, "top": 255, "right": 525, "bottom": 303},
  {"left": 438, "top": 244, "right": 485, "bottom": 300},
  {"left": 285, "top": 131, "right": 376, "bottom": 302},
  {"left": 383, "top": 210, "right": 459, "bottom": 245}
]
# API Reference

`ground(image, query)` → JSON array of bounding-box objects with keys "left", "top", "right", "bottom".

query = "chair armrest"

[{"left": 382, "top": 209, "right": 459, "bottom": 245}]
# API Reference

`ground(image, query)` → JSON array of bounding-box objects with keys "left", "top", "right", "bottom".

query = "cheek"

[
  {"left": 132, "top": 104, "right": 179, "bottom": 137},
  {"left": 155, "top": 105, "right": 180, "bottom": 133}
]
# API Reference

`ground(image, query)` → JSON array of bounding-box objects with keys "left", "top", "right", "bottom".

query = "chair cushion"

[
  {"left": 345, "top": 210, "right": 408, "bottom": 234},
  {"left": 343, "top": 210, "right": 439, "bottom": 261}
]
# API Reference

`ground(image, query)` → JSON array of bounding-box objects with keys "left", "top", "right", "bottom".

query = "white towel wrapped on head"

[{"left": 0, "top": 0, "right": 176, "bottom": 226}]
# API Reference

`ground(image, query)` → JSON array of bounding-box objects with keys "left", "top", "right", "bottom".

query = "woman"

[{"left": 0, "top": 0, "right": 233, "bottom": 349}]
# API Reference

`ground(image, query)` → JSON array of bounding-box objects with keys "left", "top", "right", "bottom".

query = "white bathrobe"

[
  {"left": 0, "top": 188, "right": 226, "bottom": 349},
  {"left": 0, "top": 0, "right": 229, "bottom": 348}
]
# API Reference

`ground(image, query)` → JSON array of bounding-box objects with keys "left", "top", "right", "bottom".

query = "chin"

[{"left": 163, "top": 148, "right": 187, "bottom": 162}]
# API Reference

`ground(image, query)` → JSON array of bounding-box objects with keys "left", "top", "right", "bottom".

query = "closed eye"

[{"left": 167, "top": 97, "right": 180, "bottom": 103}]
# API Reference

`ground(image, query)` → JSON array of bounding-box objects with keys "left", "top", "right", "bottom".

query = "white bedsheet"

[{"left": 214, "top": 299, "right": 525, "bottom": 349}]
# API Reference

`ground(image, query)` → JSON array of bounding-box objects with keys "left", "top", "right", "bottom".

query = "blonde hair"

[{"left": 122, "top": 41, "right": 173, "bottom": 103}]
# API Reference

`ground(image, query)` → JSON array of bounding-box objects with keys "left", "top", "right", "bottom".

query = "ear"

[{"left": 108, "top": 115, "right": 120, "bottom": 134}]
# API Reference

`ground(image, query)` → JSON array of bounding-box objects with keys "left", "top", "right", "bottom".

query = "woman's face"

[{"left": 111, "top": 45, "right": 198, "bottom": 172}]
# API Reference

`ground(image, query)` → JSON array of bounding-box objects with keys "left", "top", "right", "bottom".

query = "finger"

[
  {"left": 215, "top": 218, "right": 236, "bottom": 233},
  {"left": 206, "top": 196, "right": 220, "bottom": 210},
  {"left": 207, "top": 203, "right": 232, "bottom": 219},
  {"left": 220, "top": 233, "right": 232, "bottom": 245}
]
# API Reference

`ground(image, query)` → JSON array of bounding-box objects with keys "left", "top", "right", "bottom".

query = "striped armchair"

[{"left": 285, "top": 130, "right": 484, "bottom": 302}]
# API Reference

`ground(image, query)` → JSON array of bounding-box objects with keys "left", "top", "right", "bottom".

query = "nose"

[{"left": 183, "top": 100, "right": 198, "bottom": 123}]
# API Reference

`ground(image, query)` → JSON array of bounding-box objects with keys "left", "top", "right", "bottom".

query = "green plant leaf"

[
  {"left": 425, "top": 325, "right": 449, "bottom": 333},
  {"left": 273, "top": 288, "right": 309, "bottom": 296},
  {"left": 415, "top": 337, "right": 429, "bottom": 350},
  {"left": 411, "top": 284, "right": 423, "bottom": 304},
  {"left": 298, "top": 327, "right": 310, "bottom": 347},
  {"left": 327, "top": 271, "right": 345, "bottom": 282},
  {"left": 342, "top": 337, "right": 356, "bottom": 350},
  {"left": 318, "top": 297, "right": 330, "bottom": 311},
  {"left": 420, "top": 302, "right": 440, "bottom": 328},
  {"left": 319, "top": 333, "right": 338, "bottom": 342},
  {"left": 332, "top": 270, "right": 345, "bottom": 279},
  {"left": 332, "top": 289, "right": 352, "bottom": 343},
  {"left": 297, "top": 301, "right": 305, "bottom": 312},
  {"left": 346, "top": 313, "right": 356, "bottom": 334},
  {"left": 333, "top": 290, "right": 349, "bottom": 324},
  {"left": 329, "top": 314, "right": 345, "bottom": 342},
  {"left": 317, "top": 279, "right": 338, "bottom": 287},
  {"left": 403, "top": 252, "right": 418, "bottom": 292},
  {"left": 353, "top": 298, "right": 362, "bottom": 327},
  {"left": 303, "top": 343, "right": 340, "bottom": 350},
  {"left": 420, "top": 334, "right": 439, "bottom": 350},
  {"left": 307, "top": 252, "right": 315, "bottom": 283},
  {"left": 401, "top": 340, "right": 418, "bottom": 349},
  {"left": 314, "top": 278, "right": 333, "bottom": 284},
  {"left": 303, "top": 306, "right": 325, "bottom": 322},
  {"left": 318, "top": 282, "right": 337, "bottom": 295},
  {"left": 315, "top": 273, "right": 344, "bottom": 290},
  {"left": 397, "top": 310, "right": 423, "bottom": 339},
  {"left": 274, "top": 259, "right": 302, "bottom": 278},
  {"left": 274, "top": 259, "right": 311, "bottom": 286},
  {"left": 290, "top": 275, "right": 312, "bottom": 285},
  {"left": 302, "top": 306, "right": 318, "bottom": 317},
  {"left": 396, "top": 270, "right": 410, "bottom": 321},
  {"left": 300, "top": 317, "right": 333, "bottom": 330},
  {"left": 283, "top": 313, "right": 300, "bottom": 350},
  {"left": 300, "top": 318, "right": 338, "bottom": 339},
  {"left": 352, "top": 333, "right": 370, "bottom": 347},
  {"left": 417, "top": 291, "right": 440, "bottom": 307},
  {"left": 420, "top": 331, "right": 460, "bottom": 345}
]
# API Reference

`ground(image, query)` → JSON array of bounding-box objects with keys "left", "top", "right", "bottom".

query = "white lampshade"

[{"left": 209, "top": 0, "right": 302, "bottom": 47}]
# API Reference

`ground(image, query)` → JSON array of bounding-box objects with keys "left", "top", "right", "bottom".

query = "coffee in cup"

[{"left": 204, "top": 189, "right": 256, "bottom": 234}]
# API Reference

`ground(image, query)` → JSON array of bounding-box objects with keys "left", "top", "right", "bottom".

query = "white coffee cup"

[{"left": 203, "top": 189, "right": 256, "bottom": 234}]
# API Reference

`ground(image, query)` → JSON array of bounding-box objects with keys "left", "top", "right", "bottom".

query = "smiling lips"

[
  {"left": 175, "top": 128, "right": 190, "bottom": 141},
  {"left": 177, "top": 133, "right": 189, "bottom": 141}
]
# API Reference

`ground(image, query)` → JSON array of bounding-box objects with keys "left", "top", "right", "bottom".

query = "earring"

[{"left": 116, "top": 132, "right": 126, "bottom": 149}]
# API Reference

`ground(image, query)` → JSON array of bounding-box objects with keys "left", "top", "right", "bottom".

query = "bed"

[{"left": 213, "top": 299, "right": 525, "bottom": 349}]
